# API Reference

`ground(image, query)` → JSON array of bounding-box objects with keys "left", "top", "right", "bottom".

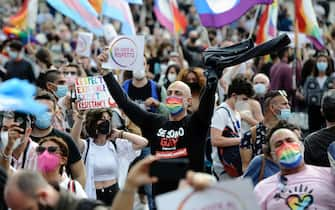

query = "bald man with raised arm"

[{"left": 97, "top": 52, "right": 218, "bottom": 197}]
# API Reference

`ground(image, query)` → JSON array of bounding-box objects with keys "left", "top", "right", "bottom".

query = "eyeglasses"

[{"left": 36, "top": 146, "right": 60, "bottom": 154}]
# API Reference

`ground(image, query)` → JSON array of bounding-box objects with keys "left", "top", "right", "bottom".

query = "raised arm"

[
  {"left": 112, "top": 129, "right": 148, "bottom": 150},
  {"left": 192, "top": 69, "right": 218, "bottom": 127},
  {"left": 70, "top": 104, "right": 85, "bottom": 153},
  {"left": 96, "top": 49, "right": 160, "bottom": 129}
]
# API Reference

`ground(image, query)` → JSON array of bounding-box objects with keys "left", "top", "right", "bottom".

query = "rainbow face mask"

[
  {"left": 275, "top": 142, "right": 302, "bottom": 169},
  {"left": 166, "top": 96, "right": 184, "bottom": 116}
]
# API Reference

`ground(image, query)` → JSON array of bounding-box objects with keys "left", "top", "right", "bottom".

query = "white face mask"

[
  {"left": 133, "top": 69, "right": 146, "bottom": 80},
  {"left": 0, "top": 131, "right": 22, "bottom": 151},
  {"left": 167, "top": 73, "right": 177, "bottom": 82}
]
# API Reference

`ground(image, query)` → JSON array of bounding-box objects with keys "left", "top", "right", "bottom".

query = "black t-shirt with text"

[{"left": 104, "top": 73, "right": 216, "bottom": 196}]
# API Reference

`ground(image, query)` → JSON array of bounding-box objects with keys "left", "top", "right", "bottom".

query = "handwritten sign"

[
  {"left": 75, "top": 76, "right": 116, "bottom": 110},
  {"left": 102, "top": 35, "right": 144, "bottom": 71},
  {"left": 156, "top": 179, "right": 260, "bottom": 210},
  {"left": 76, "top": 32, "right": 93, "bottom": 57}
]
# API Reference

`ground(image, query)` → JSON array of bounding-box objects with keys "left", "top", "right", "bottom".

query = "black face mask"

[
  {"left": 190, "top": 37, "right": 197, "bottom": 44},
  {"left": 96, "top": 120, "right": 111, "bottom": 135},
  {"left": 186, "top": 82, "right": 201, "bottom": 91}
]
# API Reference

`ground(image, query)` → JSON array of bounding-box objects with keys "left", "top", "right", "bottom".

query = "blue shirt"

[{"left": 243, "top": 155, "right": 280, "bottom": 186}]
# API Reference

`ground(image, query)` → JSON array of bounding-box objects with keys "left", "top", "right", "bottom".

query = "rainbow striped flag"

[
  {"left": 46, "top": 0, "right": 104, "bottom": 36},
  {"left": 102, "top": 0, "right": 136, "bottom": 35},
  {"left": 194, "top": 0, "right": 273, "bottom": 28},
  {"left": 153, "top": 0, "right": 187, "bottom": 34},
  {"left": 295, "top": 0, "right": 324, "bottom": 50},
  {"left": 256, "top": 0, "right": 278, "bottom": 45},
  {"left": 9, "top": 0, "right": 37, "bottom": 30}
]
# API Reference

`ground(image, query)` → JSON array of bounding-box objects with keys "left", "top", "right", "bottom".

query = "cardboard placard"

[
  {"left": 156, "top": 179, "right": 261, "bottom": 210},
  {"left": 75, "top": 76, "right": 116, "bottom": 110},
  {"left": 76, "top": 32, "right": 93, "bottom": 57},
  {"left": 102, "top": 35, "right": 144, "bottom": 71}
]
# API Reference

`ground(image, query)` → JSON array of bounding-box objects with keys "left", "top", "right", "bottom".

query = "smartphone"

[
  {"left": 150, "top": 158, "right": 189, "bottom": 181},
  {"left": 14, "top": 112, "right": 28, "bottom": 133}
]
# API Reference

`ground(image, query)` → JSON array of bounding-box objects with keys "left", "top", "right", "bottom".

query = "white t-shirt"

[
  {"left": 60, "top": 176, "right": 87, "bottom": 199},
  {"left": 210, "top": 102, "right": 241, "bottom": 177}
]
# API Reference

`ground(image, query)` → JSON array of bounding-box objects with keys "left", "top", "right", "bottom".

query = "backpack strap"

[
  {"left": 149, "top": 80, "right": 159, "bottom": 101},
  {"left": 84, "top": 138, "right": 90, "bottom": 165},
  {"left": 67, "top": 180, "right": 76, "bottom": 193},
  {"left": 258, "top": 155, "right": 266, "bottom": 183},
  {"left": 216, "top": 106, "right": 240, "bottom": 134}
]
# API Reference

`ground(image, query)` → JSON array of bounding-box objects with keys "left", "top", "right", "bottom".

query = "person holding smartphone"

[{"left": 0, "top": 111, "right": 38, "bottom": 173}]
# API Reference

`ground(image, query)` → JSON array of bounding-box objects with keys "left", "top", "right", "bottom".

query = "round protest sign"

[
  {"left": 110, "top": 37, "right": 138, "bottom": 68},
  {"left": 177, "top": 186, "right": 247, "bottom": 210},
  {"left": 76, "top": 35, "right": 87, "bottom": 54}
]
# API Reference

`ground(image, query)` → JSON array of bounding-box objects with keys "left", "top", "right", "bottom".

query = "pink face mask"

[{"left": 37, "top": 151, "right": 61, "bottom": 173}]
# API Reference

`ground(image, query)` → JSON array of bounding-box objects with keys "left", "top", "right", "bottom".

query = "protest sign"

[
  {"left": 75, "top": 76, "right": 117, "bottom": 110},
  {"left": 76, "top": 32, "right": 93, "bottom": 57},
  {"left": 156, "top": 179, "right": 260, "bottom": 210},
  {"left": 102, "top": 35, "right": 144, "bottom": 71}
]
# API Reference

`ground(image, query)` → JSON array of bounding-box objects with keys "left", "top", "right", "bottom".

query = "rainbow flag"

[
  {"left": 194, "top": 0, "right": 273, "bottom": 28},
  {"left": 153, "top": 0, "right": 187, "bottom": 34},
  {"left": 46, "top": 0, "right": 104, "bottom": 36},
  {"left": 256, "top": 0, "right": 278, "bottom": 45},
  {"left": 295, "top": 0, "right": 325, "bottom": 50},
  {"left": 9, "top": 0, "right": 37, "bottom": 30},
  {"left": 102, "top": 0, "right": 136, "bottom": 35},
  {"left": 88, "top": 0, "right": 103, "bottom": 14}
]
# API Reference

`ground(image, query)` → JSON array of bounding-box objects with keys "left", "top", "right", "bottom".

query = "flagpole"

[
  {"left": 291, "top": 0, "right": 299, "bottom": 109},
  {"left": 248, "top": 5, "right": 262, "bottom": 39}
]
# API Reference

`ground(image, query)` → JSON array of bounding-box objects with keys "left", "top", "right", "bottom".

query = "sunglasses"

[
  {"left": 36, "top": 146, "right": 60, "bottom": 154},
  {"left": 264, "top": 90, "right": 287, "bottom": 101}
]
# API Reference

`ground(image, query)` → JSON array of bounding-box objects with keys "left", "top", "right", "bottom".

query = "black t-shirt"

[
  {"left": 4, "top": 59, "right": 36, "bottom": 84},
  {"left": 127, "top": 81, "right": 153, "bottom": 103},
  {"left": 304, "top": 126, "right": 335, "bottom": 167},
  {"left": 104, "top": 73, "right": 217, "bottom": 196},
  {"left": 30, "top": 128, "right": 82, "bottom": 168}
]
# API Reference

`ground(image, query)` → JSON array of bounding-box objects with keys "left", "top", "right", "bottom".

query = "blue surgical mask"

[
  {"left": 55, "top": 85, "right": 68, "bottom": 98},
  {"left": 278, "top": 109, "right": 291, "bottom": 121},
  {"left": 253, "top": 84, "right": 267, "bottom": 96},
  {"left": 8, "top": 50, "right": 18, "bottom": 59},
  {"left": 317, "top": 62, "right": 328, "bottom": 72},
  {"left": 35, "top": 112, "right": 52, "bottom": 129}
]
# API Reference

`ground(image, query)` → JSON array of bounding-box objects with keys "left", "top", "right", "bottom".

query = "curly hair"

[
  {"left": 177, "top": 67, "right": 206, "bottom": 89},
  {"left": 85, "top": 108, "right": 113, "bottom": 138},
  {"left": 227, "top": 77, "right": 255, "bottom": 98}
]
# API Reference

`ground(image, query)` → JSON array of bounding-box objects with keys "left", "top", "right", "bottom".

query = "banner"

[
  {"left": 102, "top": 35, "right": 144, "bottom": 71},
  {"left": 156, "top": 179, "right": 260, "bottom": 210},
  {"left": 76, "top": 32, "right": 93, "bottom": 57},
  {"left": 75, "top": 76, "right": 116, "bottom": 110}
]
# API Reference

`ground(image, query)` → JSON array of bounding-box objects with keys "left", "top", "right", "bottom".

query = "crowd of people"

[{"left": 0, "top": 0, "right": 335, "bottom": 210}]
